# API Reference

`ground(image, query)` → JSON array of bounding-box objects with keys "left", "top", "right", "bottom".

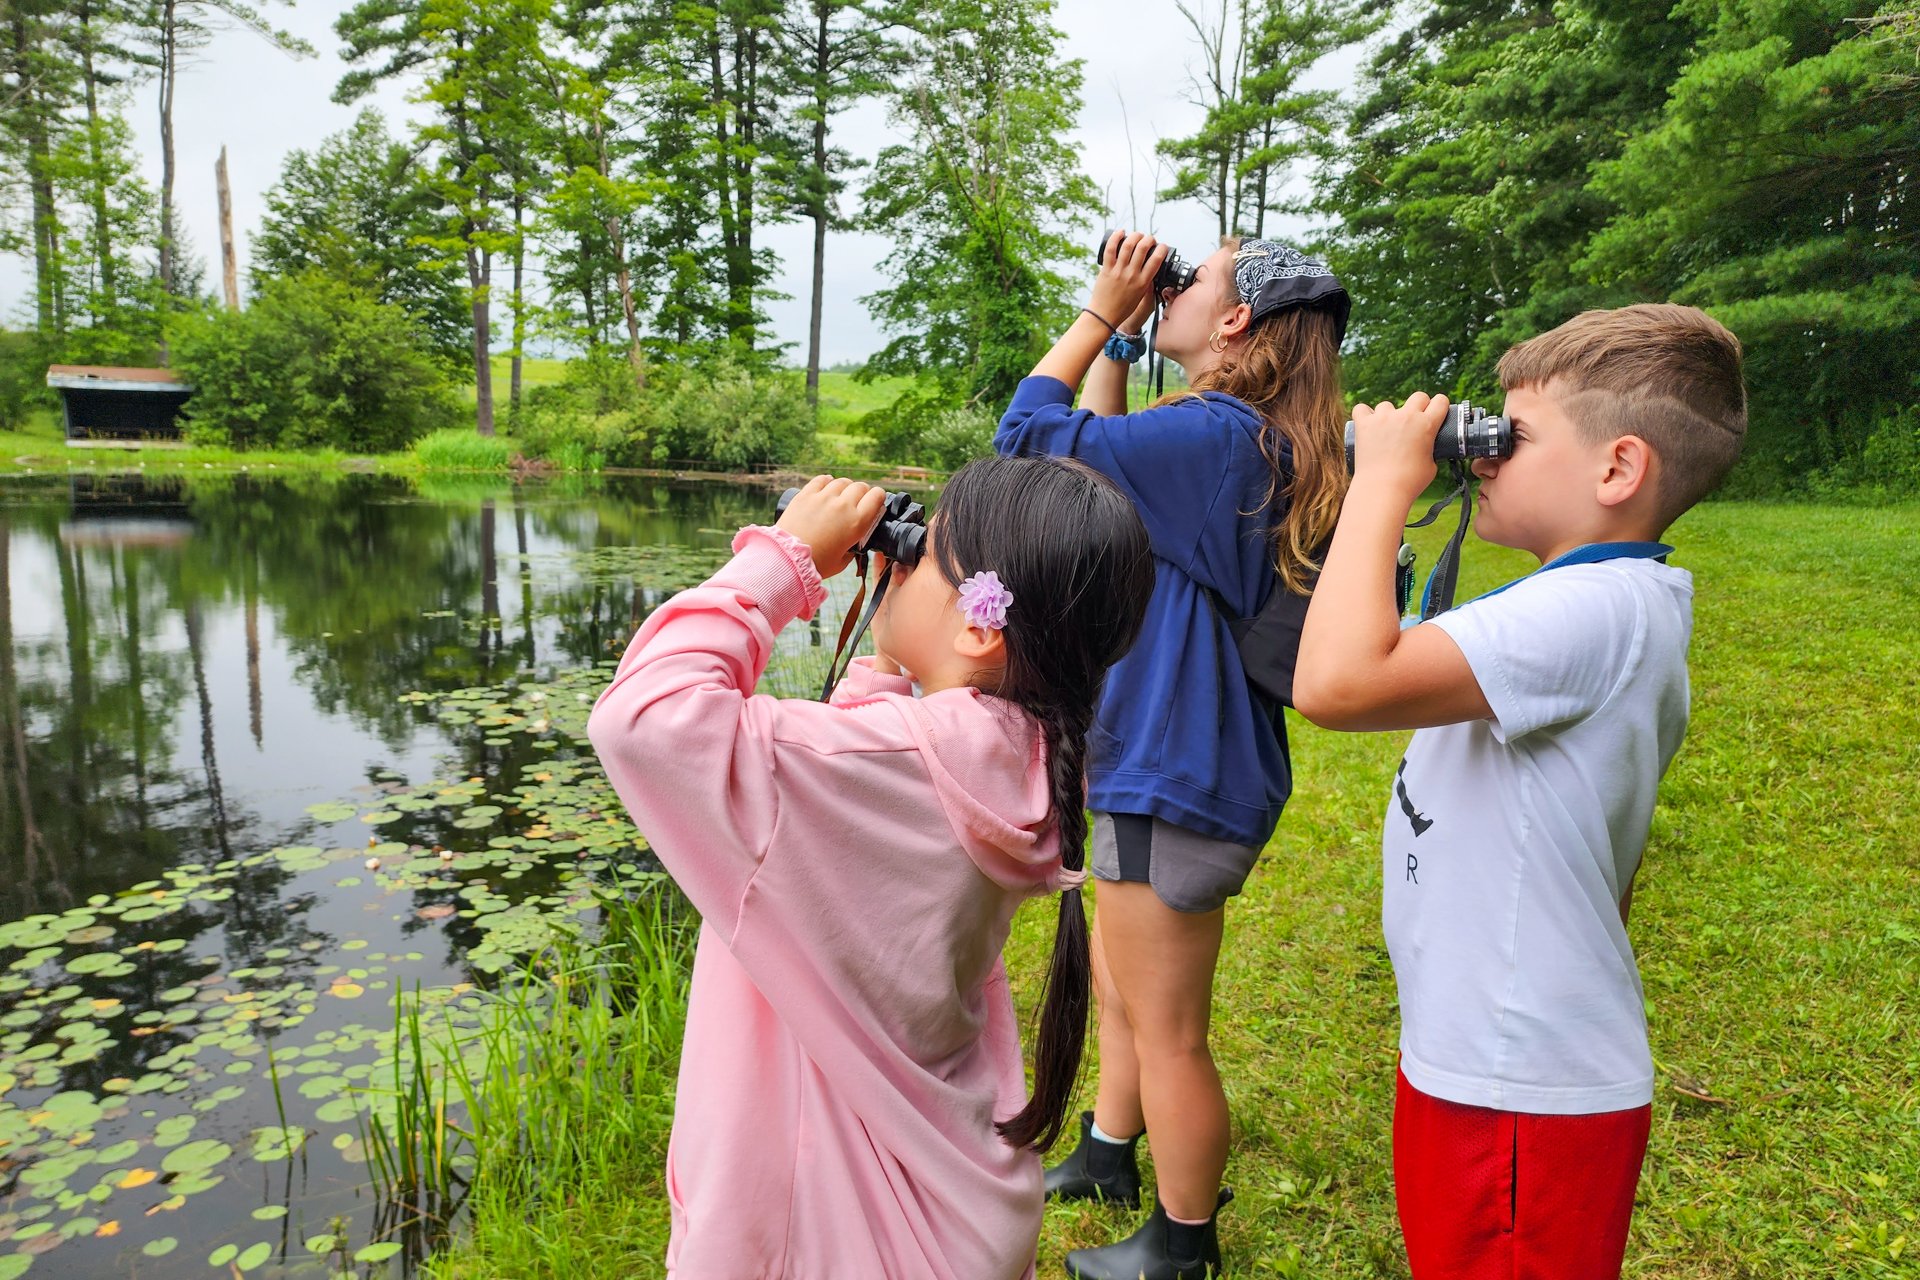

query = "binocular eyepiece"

[
  {"left": 1343, "top": 401, "right": 1514, "bottom": 469},
  {"left": 774, "top": 487, "right": 928, "bottom": 567},
  {"left": 1095, "top": 230, "right": 1197, "bottom": 300}
]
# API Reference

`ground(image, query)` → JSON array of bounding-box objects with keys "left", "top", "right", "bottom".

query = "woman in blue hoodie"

[{"left": 997, "top": 231, "right": 1349, "bottom": 1279}]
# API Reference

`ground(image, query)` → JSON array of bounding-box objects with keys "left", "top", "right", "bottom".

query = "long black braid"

[{"left": 932, "top": 456, "right": 1154, "bottom": 1153}]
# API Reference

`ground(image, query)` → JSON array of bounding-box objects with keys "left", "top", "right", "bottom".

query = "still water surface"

[{"left": 0, "top": 471, "right": 846, "bottom": 1278}]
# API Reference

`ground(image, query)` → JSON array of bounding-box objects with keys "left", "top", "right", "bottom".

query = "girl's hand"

[
  {"left": 774, "top": 476, "right": 887, "bottom": 578},
  {"left": 1349, "top": 393, "right": 1450, "bottom": 496},
  {"left": 1089, "top": 231, "right": 1169, "bottom": 330}
]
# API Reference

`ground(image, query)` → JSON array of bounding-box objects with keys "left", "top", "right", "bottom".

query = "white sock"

[{"left": 1089, "top": 1119, "right": 1135, "bottom": 1145}]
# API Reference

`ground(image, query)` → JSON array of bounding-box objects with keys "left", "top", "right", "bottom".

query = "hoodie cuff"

[{"left": 727, "top": 525, "right": 828, "bottom": 623}]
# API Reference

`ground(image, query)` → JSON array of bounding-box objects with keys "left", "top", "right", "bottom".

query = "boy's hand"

[
  {"left": 774, "top": 476, "right": 887, "bottom": 578},
  {"left": 1350, "top": 392, "right": 1451, "bottom": 495},
  {"left": 1089, "top": 230, "right": 1169, "bottom": 328}
]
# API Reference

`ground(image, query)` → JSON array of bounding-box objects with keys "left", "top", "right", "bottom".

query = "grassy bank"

[
  {"left": 422, "top": 500, "right": 1919, "bottom": 1278},
  {"left": 1, "top": 368, "right": 923, "bottom": 478}
]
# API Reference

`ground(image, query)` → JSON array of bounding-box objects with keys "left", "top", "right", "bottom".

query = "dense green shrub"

[
  {"left": 514, "top": 355, "right": 652, "bottom": 468},
  {"left": 649, "top": 355, "right": 813, "bottom": 468},
  {"left": 859, "top": 390, "right": 995, "bottom": 472},
  {"left": 171, "top": 271, "right": 460, "bottom": 452},
  {"left": 1804, "top": 408, "right": 1920, "bottom": 502}
]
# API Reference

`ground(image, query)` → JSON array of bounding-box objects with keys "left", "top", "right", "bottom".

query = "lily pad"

[{"left": 160, "top": 1138, "right": 232, "bottom": 1175}]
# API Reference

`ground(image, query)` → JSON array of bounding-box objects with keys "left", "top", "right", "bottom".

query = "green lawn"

[
  {"left": 1019, "top": 501, "right": 1920, "bottom": 1278},
  {"left": 431, "top": 499, "right": 1920, "bottom": 1279}
]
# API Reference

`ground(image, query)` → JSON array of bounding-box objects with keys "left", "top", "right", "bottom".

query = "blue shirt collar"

[{"left": 1471, "top": 541, "right": 1674, "bottom": 605}]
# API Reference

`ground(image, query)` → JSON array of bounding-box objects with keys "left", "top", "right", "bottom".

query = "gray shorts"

[{"left": 1090, "top": 812, "right": 1262, "bottom": 914}]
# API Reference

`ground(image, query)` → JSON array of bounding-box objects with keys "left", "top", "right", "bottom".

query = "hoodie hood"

[{"left": 890, "top": 687, "right": 1072, "bottom": 894}]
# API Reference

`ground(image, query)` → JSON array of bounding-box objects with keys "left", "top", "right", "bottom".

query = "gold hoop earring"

[{"left": 1208, "top": 330, "right": 1228, "bottom": 354}]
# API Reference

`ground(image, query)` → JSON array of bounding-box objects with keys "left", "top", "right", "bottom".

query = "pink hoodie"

[{"left": 587, "top": 526, "right": 1072, "bottom": 1280}]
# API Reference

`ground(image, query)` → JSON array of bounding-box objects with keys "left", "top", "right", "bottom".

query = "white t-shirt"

[{"left": 1385, "top": 557, "right": 1693, "bottom": 1115}]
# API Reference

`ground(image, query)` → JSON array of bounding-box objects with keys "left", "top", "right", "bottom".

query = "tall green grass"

[
  {"left": 422, "top": 879, "right": 694, "bottom": 1278},
  {"left": 411, "top": 429, "right": 517, "bottom": 472}
]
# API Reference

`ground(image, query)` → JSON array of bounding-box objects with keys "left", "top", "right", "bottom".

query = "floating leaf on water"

[
  {"left": 305, "top": 803, "right": 358, "bottom": 823},
  {"left": 236, "top": 1242, "right": 273, "bottom": 1271},
  {"left": 315, "top": 1098, "right": 360, "bottom": 1124},
  {"left": 159, "top": 1138, "right": 231, "bottom": 1175},
  {"left": 141, "top": 1238, "right": 177, "bottom": 1257},
  {"left": 114, "top": 1168, "right": 157, "bottom": 1190},
  {"left": 327, "top": 983, "right": 364, "bottom": 1000},
  {"left": 0, "top": 1254, "right": 30, "bottom": 1279},
  {"left": 414, "top": 905, "right": 456, "bottom": 921},
  {"left": 354, "top": 1242, "right": 402, "bottom": 1264},
  {"left": 209, "top": 1244, "right": 238, "bottom": 1267},
  {"left": 93, "top": 1221, "right": 119, "bottom": 1237},
  {"left": 305, "top": 1233, "right": 339, "bottom": 1254},
  {"left": 63, "top": 926, "right": 113, "bottom": 945},
  {"left": 251, "top": 1205, "right": 287, "bottom": 1221},
  {"left": 248, "top": 1125, "right": 307, "bottom": 1162},
  {"left": 169, "top": 1171, "right": 223, "bottom": 1197}
]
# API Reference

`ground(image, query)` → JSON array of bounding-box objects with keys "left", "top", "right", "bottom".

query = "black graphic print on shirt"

[{"left": 1396, "top": 758, "right": 1433, "bottom": 838}]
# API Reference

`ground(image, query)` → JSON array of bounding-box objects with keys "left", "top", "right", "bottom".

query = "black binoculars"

[
  {"left": 1095, "top": 230, "right": 1198, "bottom": 300},
  {"left": 774, "top": 487, "right": 927, "bottom": 566},
  {"left": 1344, "top": 400, "right": 1514, "bottom": 469}
]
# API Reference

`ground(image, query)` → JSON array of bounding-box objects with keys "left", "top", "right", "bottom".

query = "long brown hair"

[
  {"left": 931, "top": 456, "right": 1155, "bottom": 1153},
  {"left": 1159, "top": 239, "right": 1348, "bottom": 593}
]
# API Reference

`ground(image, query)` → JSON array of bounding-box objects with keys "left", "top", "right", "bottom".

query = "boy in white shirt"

[{"left": 1294, "top": 304, "right": 1747, "bottom": 1279}]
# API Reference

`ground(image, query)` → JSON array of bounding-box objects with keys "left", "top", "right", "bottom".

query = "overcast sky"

[{"left": 4, "top": 0, "right": 1371, "bottom": 367}]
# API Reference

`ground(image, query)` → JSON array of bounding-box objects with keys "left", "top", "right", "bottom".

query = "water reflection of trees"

[{"left": 0, "top": 471, "right": 772, "bottom": 929}]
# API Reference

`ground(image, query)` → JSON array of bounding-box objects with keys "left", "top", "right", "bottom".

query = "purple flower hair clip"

[{"left": 957, "top": 570, "right": 1014, "bottom": 631}]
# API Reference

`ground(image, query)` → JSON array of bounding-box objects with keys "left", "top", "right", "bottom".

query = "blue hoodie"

[{"left": 997, "top": 375, "right": 1290, "bottom": 848}]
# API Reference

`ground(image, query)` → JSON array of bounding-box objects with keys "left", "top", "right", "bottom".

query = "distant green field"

[{"left": 812, "top": 369, "right": 920, "bottom": 432}]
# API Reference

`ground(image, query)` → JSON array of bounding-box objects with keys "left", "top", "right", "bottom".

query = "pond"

[{"left": 0, "top": 470, "right": 861, "bottom": 1278}]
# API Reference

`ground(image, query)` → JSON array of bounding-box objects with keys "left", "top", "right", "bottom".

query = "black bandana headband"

[{"left": 1231, "top": 239, "right": 1351, "bottom": 347}]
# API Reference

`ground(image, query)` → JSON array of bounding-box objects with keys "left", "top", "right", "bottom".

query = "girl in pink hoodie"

[{"left": 587, "top": 456, "right": 1156, "bottom": 1279}]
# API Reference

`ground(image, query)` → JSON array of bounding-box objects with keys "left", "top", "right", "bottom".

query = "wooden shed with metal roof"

[{"left": 46, "top": 365, "right": 194, "bottom": 443}]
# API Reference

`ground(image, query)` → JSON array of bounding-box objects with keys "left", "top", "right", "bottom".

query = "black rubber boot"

[
  {"left": 1063, "top": 1187, "right": 1234, "bottom": 1280},
  {"left": 1043, "top": 1112, "right": 1143, "bottom": 1208}
]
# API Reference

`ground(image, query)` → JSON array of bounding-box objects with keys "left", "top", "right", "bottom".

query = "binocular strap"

[
  {"left": 818, "top": 553, "right": 895, "bottom": 702},
  {"left": 1404, "top": 463, "right": 1475, "bottom": 621}
]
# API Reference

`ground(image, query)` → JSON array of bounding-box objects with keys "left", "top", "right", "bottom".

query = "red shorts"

[{"left": 1393, "top": 1067, "right": 1650, "bottom": 1280}]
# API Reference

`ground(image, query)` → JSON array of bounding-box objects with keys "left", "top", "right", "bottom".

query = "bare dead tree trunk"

[
  {"left": 158, "top": 0, "right": 178, "bottom": 299},
  {"left": 805, "top": 0, "right": 830, "bottom": 411},
  {"left": 596, "top": 118, "right": 647, "bottom": 393},
  {"left": 217, "top": 146, "right": 240, "bottom": 309}
]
